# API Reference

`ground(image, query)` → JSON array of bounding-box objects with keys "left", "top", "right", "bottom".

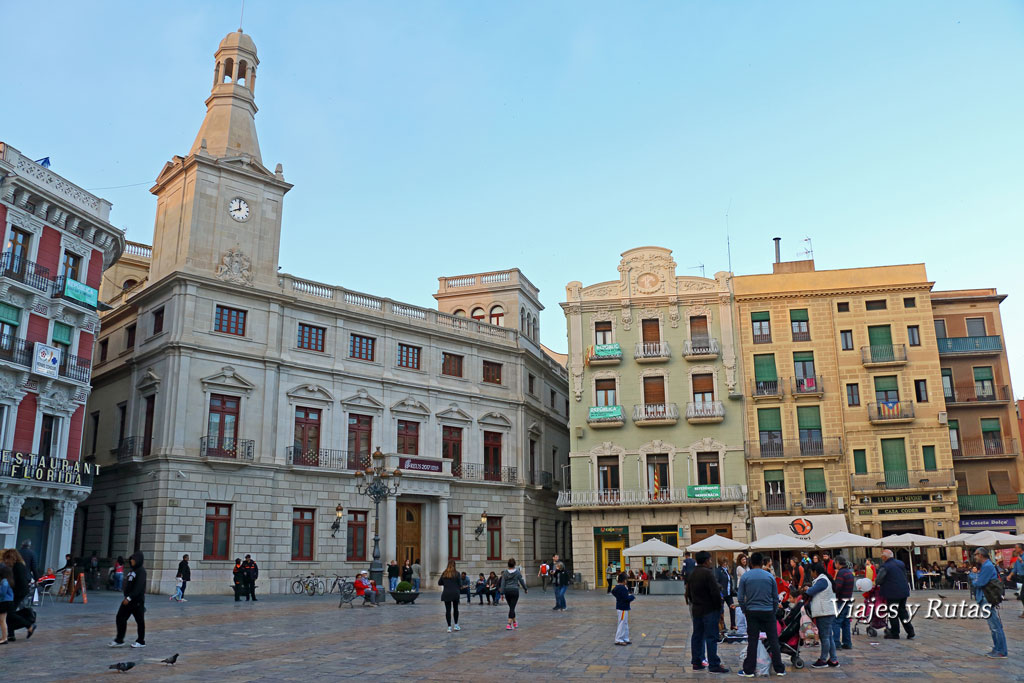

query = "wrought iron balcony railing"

[
  {"left": 944, "top": 384, "right": 1011, "bottom": 404},
  {"left": 745, "top": 437, "right": 843, "bottom": 459},
  {"left": 200, "top": 436, "right": 255, "bottom": 460},
  {"left": 557, "top": 485, "right": 746, "bottom": 507},
  {"left": 751, "top": 378, "right": 785, "bottom": 399},
  {"left": 116, "top": 436, "right": 143, "bottom": 462},
  {"left": 286, "top": 447, "right": 367, "bottom": 470},
  {"left": 792, "top": 375, "right": 823, "bottom": 395},
  {"left": 937, "top": 336, "right": 1002, "bottom": 355},
  {"left": 632, "top": 402, "right": 679, "bottom": 423},
  {"left": 634, "top": 341, "right": 671, "bottom": 360},
  {"left": 455, "top": 463, "right": 518, "bottom": 483},
  {"left": 861, "top": 344, "right": 907, "bottom": 365},
  {"left": 0, "top": 334, "right": 33, "bottom": 368},
  {"left": 953, "top": 437, "right": 1018, "bottom": 459},
  {"left": 684, "top": 338, "right": 719, "bottom": 357},
  {"left": 0, "top": 252, "right": 51, "bottom": 292},
  {"left": 850, "top": 468, "right": 955, "bottom": 491},
  {"left": 686, "top": 400, "right": 725, "bottom": 421},
  {"left": 58, "top": 352, "right": 91, "bottom": 384}
]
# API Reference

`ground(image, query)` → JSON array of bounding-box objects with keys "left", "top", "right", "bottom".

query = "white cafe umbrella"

[
  {"left": 749, "top": 534, "right": 815, "bottom": 578},
  {"left": 625, "top": 538, "right": 686, "bottom": 558},
  {"left": 815, "top": 531, "right": 881, "bottom": 550},
  {"left": 959, "top": 530, "right": 1024, "bottom": 549},
  {"left": 685, "top": 535, "right": 748, "bottom": 553},
  {"left": 945, "top": 532, "right": 975, "bottom": 545},
  {"left": 880, "top": 533, "right": 946, "bottom": 590}
]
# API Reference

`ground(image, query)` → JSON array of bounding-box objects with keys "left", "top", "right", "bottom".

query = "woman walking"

[
  {"left": 2, "top": 548, "right": 34, "bottom": 641},
  {"left": 500, "top": 558, "right": 528, "bottom": 630},
  {"left": 439, "top": 560, "right": 462, "bottom": 633}
]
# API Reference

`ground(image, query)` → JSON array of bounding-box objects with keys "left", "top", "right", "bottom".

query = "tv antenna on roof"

[
  {"left": 801, "top": 236, "right": 814, "bottom": 260},
  {"left": 690, "top": 263, "right": 705, "bottom": 278}
]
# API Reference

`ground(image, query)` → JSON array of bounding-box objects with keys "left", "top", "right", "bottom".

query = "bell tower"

[{"left": 148, "top": 30, "right": 291, "bottom": 289}]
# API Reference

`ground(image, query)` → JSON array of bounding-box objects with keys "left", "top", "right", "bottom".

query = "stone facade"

[
  {"left": 931, "top": 288, "right": 1024, "bottom": 537},
  {"left": 0, "top": 141, "right": 124, "bottom": 569},
  {"left": 76, "top": 30, "right": 570, "bottom": 595},
  {"left": 560, "top": 247, "right": 747, "bottom": 589}
]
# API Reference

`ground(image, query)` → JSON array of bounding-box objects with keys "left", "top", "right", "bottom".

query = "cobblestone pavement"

[{"left": 4, "top": 588, "right": 1024, "bottom": 680}]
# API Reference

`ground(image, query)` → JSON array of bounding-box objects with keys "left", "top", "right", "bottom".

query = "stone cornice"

[{"left": 734, "top": 281, "right": 935, "bottom": 302}]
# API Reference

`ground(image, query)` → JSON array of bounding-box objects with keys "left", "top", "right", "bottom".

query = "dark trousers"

[
  {"left": 180, "top": 580, "right": 188, "bottom": 598},
  {"left": 886, "top": 597, "right": 914, "bottom": 637},
  {"left": 115, "top": 601, "right": 145, "bottom": 644},
  {"left": 246, "top": 578, "right": 257, "bottom": 601},
  {"left": 234, "top": 583, "right": 243, "bottom": 600},
  {"left": 743, "top": 609, "right": 785, "bottom": 674},
  {"left": 476, "top": 587, "right": 490, "bottom": 604},
  {"left": 6, "top": 608, "right": 31, "bottom": 634},
  {"left": 444, "top": 599, "right": 460, "bottom": 626},
  {"left": 691, "top": 609, "right": 722, "bottom": 668},
  {"left": 607, "top": 576, "right": 613, "bottom": 593},
  {"left": 461, "top": 588, "right": 472, "bottom": 604},
  {"left": 505, "top": 590, "right": 520, "bottom": 620}
]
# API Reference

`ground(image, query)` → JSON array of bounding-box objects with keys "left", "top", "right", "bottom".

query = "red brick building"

[{"left": 0, "top": 142, "right": 124, "bottom": 570}]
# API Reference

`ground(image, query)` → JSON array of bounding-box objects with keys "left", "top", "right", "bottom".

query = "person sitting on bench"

[{"left": 354, "top": 571, "right": 378, "bottom": 606}]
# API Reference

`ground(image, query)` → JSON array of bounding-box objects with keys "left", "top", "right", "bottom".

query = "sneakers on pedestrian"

[
  {"left": 775, "top": 671, "right": 786, "bottom": 677},
  {"left": 840, "top": 644, "right": 852, "bottom": 650},
  {"left": 453, "top": 625, "right": 461, "bottom": 631},
  {"left": 811, "top": 659, "right": 828, "bottom": 669},
  {"left": 513, "top": 622, "right": 518, "bottom": 629},
  {"left": 447, "top": 627, "right": 452, "bottom": 633},
  {"left": 692, "top": 665, "right": 706, "bottom": 672},
  {"left": 737, "top": 672, "right": 755, "bottom": 679},
  {"left": 108, "top": 641, "right": 125, "bottom": 648},
  {"left": 827, "top": 660, "right": 840, "bottom": 668},
  {"left": 708, "top": 665, "right": 730, "bottom": 674},
  {"left": 506, "top": 624, "right": 513, "bottom": 630},
  {"left": 131, "top": 642, "right": 146, "bottom": 648},
  {"left": 986, "top": 652, "right": 1008, "bottom": 658},
  {"left": 180, "top": 598, "right": 187, "bottom": 602}
]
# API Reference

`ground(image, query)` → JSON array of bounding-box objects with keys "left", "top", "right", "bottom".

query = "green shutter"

[
  {"left": 793, "top": 351, "right": 814, "bottom": 362},
  {"left": 941, "top": 368, "right": 952, "bottom": 379},
  {"left": 947, "top": 419, "right": 959, "bottom": 430},
  {"left": 764, "top": 470, "right": 784, "bottom": 483},
  {"left": 981, "top": 418, "right": 1001, "bottom": 433},
  {"left": 881, "top": 438, "right": 908, "bottom": 472},
  {"left": 797, "top": 406, "right": 821, "bottom": 430},
  {"left": 867, "top": 325, "right": 893, "bottom": 346},
  {"left": 804, "top": 468, "right": 827, "bottom": 493},
  {"left": 757, "top": 407, "right": 782, "bottom": 432},
  {"left": 0, "top": 303, "right": 20, "bottom": 327},
  {"left": 973, "top": 367, "right": 994, "bottom": 382},
  {"left": 753, "top": 354, "right": 777, "bottom": 381},
  {"left": 789, "top": 309, "right": 809, "bottom": 322},
  {"left": 853, "top": 449, "right": 867, "bottom": 474},
  {"left": 52, "top": 322, "right": 73, "bottom": 345},
  {"left": 751, "top": 311, "right": 771, "bottom": 322},
  {"left": 873, "top": 376, "right": 898, "bottom": 392},
  {"left": 922, "top": 445, "right": 936, "bottom": 471}
]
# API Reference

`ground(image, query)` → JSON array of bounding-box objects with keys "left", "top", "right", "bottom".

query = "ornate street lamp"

[
  {"left": 354, "top": 447, "right": 401, "bottom": 590},
  {"left": 474, "top": 511, "right": 488, "bottom": 539},
  {"left": 330, "top": 504, "right": 344, "bottom": 538}
]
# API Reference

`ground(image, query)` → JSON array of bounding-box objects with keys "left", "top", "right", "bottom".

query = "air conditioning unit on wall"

[
  {"left": 938, "top": 411, "right": 948, "bottom": 424},
  {"left": 837, "top": 496, "right": 845, "bottom": 510}
]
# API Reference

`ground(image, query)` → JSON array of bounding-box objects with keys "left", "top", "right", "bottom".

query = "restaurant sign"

[
  {"left": 960, "top": 517, "right": 1016, "bottom": 529},
  {"left": 399, "top": 457, "right": 442, "bottom": 473},
  {"left": 870, "top": 495, "right": 926, "bottom": 504},
  {"left": 595, "top": 526, "right": 628, "bottom": 536},
  {"left": 687, "top": 485, "right": 721, "bottom": 499},
  {"left": 0, "top": 451, "right": 100, "bottom": 486},
  {"left": 879, "top": 507, "right": 926, "bottom": 516}
]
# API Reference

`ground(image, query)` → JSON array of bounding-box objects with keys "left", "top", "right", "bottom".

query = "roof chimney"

[{"left": 773, "top": 237, "right": 781, "bottom": 264}]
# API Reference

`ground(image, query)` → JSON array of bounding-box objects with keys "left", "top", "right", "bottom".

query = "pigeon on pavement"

[
  {"left": 108, "top": 662, "right": 136, "bottom": 673},
  {"left": 161, "top": 653, "right": 179, "bottom": 665}
]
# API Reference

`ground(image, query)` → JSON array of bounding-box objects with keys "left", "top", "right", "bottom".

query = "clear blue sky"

[{"left": 5, "top": 2, "right": 1024, "bottom": 389}]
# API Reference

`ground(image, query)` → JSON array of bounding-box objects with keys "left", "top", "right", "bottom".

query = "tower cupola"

[{"left": 190, "top": 30, "right": 262, "bottom": 163}]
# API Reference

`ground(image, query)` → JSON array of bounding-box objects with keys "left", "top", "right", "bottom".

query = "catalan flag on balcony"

[
  {"left": 652, "top": 466, "right": 661, "bottom": 498},
  {"left": 584, "top": 345, "right": 593, "bottom": 367},
  {"left": 879, "top": 401, "right": 901, "bottom": 419}
]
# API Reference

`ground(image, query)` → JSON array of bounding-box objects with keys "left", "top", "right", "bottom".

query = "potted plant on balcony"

[{"left": 390, "top": 580, "right": 419, "bottom": 604}]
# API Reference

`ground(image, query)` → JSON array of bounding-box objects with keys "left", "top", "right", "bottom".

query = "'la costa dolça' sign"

[{"left": 0, "top": 451, "right": 100, "bottom": 486}]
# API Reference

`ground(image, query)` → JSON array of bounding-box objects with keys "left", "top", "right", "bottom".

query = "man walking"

[
  {"left": 538, "top": 561, "right": 549, "bottom": 591},
  {"left": 387, "top": 560, "right": 400, "bottom": 592},
  {"left": 832, "top": 556, "right": 855, "bottom": 650},
  {"left": 109, "top": 552, "right": 146, "bottom": 649},
  {"left": 736, "top": 553, "right": 785, "bottom": 677},
  {"left": 174, "top": 554, "right": 190, "bottom": 602},
  {"left": 970, "top": 546, "right": 1007, "bottom": 658},
  {"left": 19, "top": 540, "right": 38, "bottom": 581},
  {"left": 875, "top": 548, "right": 914, "bottom": 639},
  {"left": 686, "top": 551, "right": 729, "bottom": 674},
  {"left": 241, "top": 554, "right": 259, "bottom": 601}
]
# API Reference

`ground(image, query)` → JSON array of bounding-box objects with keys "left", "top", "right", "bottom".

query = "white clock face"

[{"left": 228, "top": 197, "right": 250, "bottom": 222}]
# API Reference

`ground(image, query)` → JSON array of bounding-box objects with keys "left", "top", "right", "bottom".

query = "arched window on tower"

[
  {"left": 222, "top": 58, "right": 234, "bottom": 83},
  {"left": 214, "top": 61, "right": 222, "bottom": 88},
  {"left": 471, "top": 308, "right": 485, "bottom": 322},
  {"left": 520, "top": 308, "right": 526, "bottom": 332},
  {"left": 237, "top": 60, "right": 247, "bottom": 86},
  {"left": 122, "top": 279, "right": 138, "bottom": 291},
  {"left": 490, "top": 305, "right": 504, "bottom": 327},
  {"left": 452, "top": 309, "right": 466, "bottom": 318}
]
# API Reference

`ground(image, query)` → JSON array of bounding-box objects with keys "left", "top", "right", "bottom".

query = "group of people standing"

[
  {"left": 386, "top": 558, "right": 422, "bottom": 591},
  {"left": 438, "top": 558, "right": 529, "bottom": 632},
  {"left": 232, "top": 555, "right": 260, "bottom": 601}
]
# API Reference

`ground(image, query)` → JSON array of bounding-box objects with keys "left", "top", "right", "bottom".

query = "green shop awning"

[
  {"left": 804, "top": 468, "right": 827, "bottom": 493},
  {"left": 751, "top": 311, "right": 771, "bottom": 322},
  {"left": 52, "top": 322, "right": 73, "bottom": 345},
  {"left": 753, "top": 354, "right": 777, "bottom": 381},
  {"left": 789, "top": 309, "right": 809, "bottom": 322},
  {"left": 0, "top": 303, "right": 20, "bottom": 327},
  {"left": 758, "top": 407, "right": 782, "bottom": 432},
  {"left": 797, "top": 406, "right": 821, "bottom": 430}
]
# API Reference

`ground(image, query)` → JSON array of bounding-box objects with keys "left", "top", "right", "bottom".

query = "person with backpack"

[
  {"left": 500, "top": 558, "right": 528, "bottom": 630},
  {"left": 970, "top": 546, "right": 1007, "bottom": 658},
  {"left": 538, "top": 561, "right": 549, "bottom": 591}
]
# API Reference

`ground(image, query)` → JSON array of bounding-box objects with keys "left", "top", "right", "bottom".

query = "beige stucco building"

[{"left": 75, "top": 30, "right": 570, "bottom": 594}]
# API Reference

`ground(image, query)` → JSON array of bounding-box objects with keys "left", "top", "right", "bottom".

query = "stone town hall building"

[{"left": 77, "top": 30, "right": 570, "bottom": 593}]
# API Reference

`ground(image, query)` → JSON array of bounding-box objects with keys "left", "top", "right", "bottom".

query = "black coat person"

[
  {"left": 241, "top": 556, "right": 259, "bottom": 601},
  {"left": 111, "top": 552, "right": 146, "bottom": 647},
  {"left": 232, "top": 559, "right": 245, "bottom": 601}
]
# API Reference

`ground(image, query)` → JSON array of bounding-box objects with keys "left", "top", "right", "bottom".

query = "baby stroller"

[
  {"left": 776, "top": 596, "right": 807, "bottom": 669},
  {"left": 853, "top": 584, "right": 886, "bottom": 637}
]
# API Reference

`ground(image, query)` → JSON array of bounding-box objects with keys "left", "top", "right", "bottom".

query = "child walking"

[
  {"left": 611, "top": 572, "right": 635, "bottom": 645},
  {"left": 171, "top": 575, "right": 184, "bottom": 602},
  {"left": 0, "top": 564, "right": 14, "bottom": 645}
]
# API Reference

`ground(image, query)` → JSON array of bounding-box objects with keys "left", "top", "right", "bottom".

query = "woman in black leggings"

[
  {"left": 439, "top": 560, "right": 462, "bottom": 633},
  {"left": 500, "top": 558, "right": 528, "bottom": 630}
]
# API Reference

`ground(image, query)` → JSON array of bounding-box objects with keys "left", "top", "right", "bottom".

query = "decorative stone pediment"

[
  {"left": 340, "top": 388, "right": 384, "bottom": 411},
  {"left": 589, "top": 441, "right": 626, "bottom": 457},
  {"left": 527, "top": 421, "right": 542, "bottom": 436},
  {"left": 618, "top": 246, "right": 677, "bottom": 296},
  {"left": 136, "top": 367, "right": 161, "bottom": 392},
  {"left": 686, "top": 436, "right": 727, "bottom": 453},
  {"left": 38, "top": 386, "right": 75, "bottom": 416},
  {"left": 390, "top": 395, "right": 430, "bottom": 416},
  {"left": 436, "top": 403, "right": 473, "bottom": 424},
  {"left": 638, "top": 439, "right": 680, "bottom": 457},
  {"left": 0, "top": 371, "right": 26, "bottom": 403},
  {"left": 479, "top": 411, "right": 513, "bottom": 428},
  {"left": 200, "top": 366, "right": 256, "bottom": 394},
  {"left": 286, "top": 383, "right": 334, "bottom": 403}
]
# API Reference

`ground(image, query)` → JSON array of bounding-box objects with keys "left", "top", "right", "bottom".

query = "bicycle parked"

[
  {"left": 291, "top": 572, "right": 326, "bottom": 596},
  {"left": 332, "top": 575, "right": 357, "bottom": 608}
]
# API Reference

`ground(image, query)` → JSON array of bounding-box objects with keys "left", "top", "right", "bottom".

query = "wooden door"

[
  {"left": 691, "top": 525, "right": 732, "bottom": 565},
  {"left": 397, "top": 502, "right": 422, "bottom": 564}
]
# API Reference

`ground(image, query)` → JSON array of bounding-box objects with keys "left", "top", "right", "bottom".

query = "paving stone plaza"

[{"left": 7, "top": 588, "right": 1024, "bottom": 680}]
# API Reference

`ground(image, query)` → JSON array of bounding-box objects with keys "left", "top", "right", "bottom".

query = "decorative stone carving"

[
  {"left": 137, "top": 368, "right": 161, "bottom": 392},
  {"left": 668, "top": 306, "right": 680, "bottom": 328},
  {"left": 723, "top": 357, "right": 737, "bottom": 393},
  {"left": 390, "top": 396, "right": 430, "bottom": 415},
  {"left": 200, "top": 366, "right": 256, "bottom": 394},
  {"left": 215, "top": 248, "right": 254, "bottom": 286},
  {"left": 679, "top": 278, "right": 716, "bottom": 292},
  {"left": 569, "top": 362, "right": 584, "bottom": 401},
  {"left": 39, "top": 387, "right": 74, "bottom": 415},
  {"left": 620, "top": 305, "right": 632, "bottom": 331}
]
